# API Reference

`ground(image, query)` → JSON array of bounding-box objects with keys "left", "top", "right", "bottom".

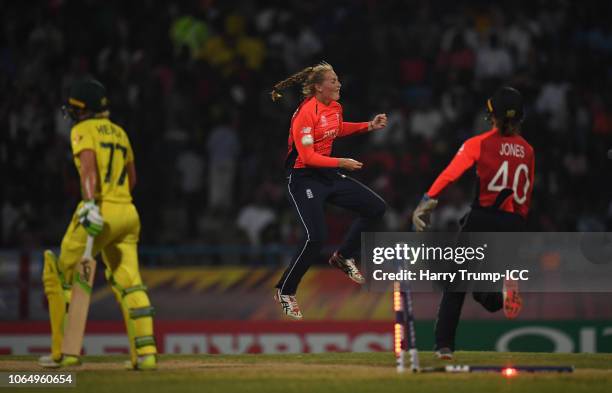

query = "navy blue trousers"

[{"left": 276, "top": 170, "right": 386, "bottom": 295}]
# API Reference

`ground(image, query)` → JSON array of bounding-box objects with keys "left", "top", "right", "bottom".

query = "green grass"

[{"left": 1, "top": 352, "right": 611, "bottom": 393}]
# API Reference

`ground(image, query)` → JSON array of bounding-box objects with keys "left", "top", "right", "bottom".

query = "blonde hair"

[{"left": 270, "top": 61, "right": 334, "bottom": 102}]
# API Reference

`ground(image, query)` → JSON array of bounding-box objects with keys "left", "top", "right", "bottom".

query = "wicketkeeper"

[{"left": 412, "top": 87, "right": 535, "bottom": 360}]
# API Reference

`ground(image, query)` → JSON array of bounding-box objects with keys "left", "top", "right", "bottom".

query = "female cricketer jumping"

[
  {"left": 270, "top": 62, "right": 388, "bottom": 319},
  {"left": 412, "top": 87, "right": 535, "bottom": 360},
  {"left": 39, "top": 79, "right": 157, "bottom": 370}
]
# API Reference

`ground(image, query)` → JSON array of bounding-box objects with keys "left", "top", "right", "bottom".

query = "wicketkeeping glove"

[
  {"left": 412, "top": 195, "right": 438, "bottom": 232},
  {"left": 77, "top": 200, "right": 104, "bottom": 237}
]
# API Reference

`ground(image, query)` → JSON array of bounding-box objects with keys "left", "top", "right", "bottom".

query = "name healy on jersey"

[
  {"left": 499, "top": 143, "right": 525, "bottom": 158},
  {"left": 72, "top": 124, "right": 122, "bottom": 146}
]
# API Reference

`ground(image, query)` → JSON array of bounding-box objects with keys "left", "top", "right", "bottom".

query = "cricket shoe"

[
  {"left": 274, "top": 289, "right": 303, "bottom": 320},
  {"left": 38, "top": 355, "right": 81, "bottom": 368},
  {"left": 503, "top": 278, "right": 523, "bottom": 319},
  {"left": 125, "top": 355, "right": 157, "bottom": 371},
  {"left": 435, "top": 347, "right": 453, "bottom": 360},
  {"left": 38, "top": 355, "right": 61, "bottom": 368},
  {"left": 328, "top": 252, "right": 365, "bottom": 284}
]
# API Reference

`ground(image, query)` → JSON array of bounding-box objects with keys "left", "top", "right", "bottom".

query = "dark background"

[{"left": 2, "top": 0, "right": 612, "bottom": 263}]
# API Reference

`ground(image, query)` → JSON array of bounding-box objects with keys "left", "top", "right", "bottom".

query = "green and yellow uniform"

[{"left": 43, "top": 117, "right": 156, "bottom": 366}]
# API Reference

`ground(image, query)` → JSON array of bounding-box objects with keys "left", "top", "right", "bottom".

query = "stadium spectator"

[
  {"left": 0, "top": 0, "right": 610, "bottom": 261},
  {"left": 176, "top": 144, "right": 205, "bottom": 237},
  {"left": 207, "top": 116, "right": 241, "bottom": 210}
]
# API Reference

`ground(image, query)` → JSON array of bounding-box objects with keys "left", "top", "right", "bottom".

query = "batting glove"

[
  {"left": 78, "top": 201, "right": 104, "bottom": 237},
  {"left": 412, "top": 195, "right": 438, "bottom": 232}
]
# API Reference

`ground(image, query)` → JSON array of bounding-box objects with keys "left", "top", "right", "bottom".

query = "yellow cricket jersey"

[{"left": 70, "top": 118, "right": 134, "bottom": 203}]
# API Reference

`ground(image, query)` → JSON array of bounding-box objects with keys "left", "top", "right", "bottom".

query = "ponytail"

[
  {"left": 270, "top": 62, "right": 333, "bottom": 102},
  {"left": 270, "top": 66, "right": 314, "bottom": 102}
]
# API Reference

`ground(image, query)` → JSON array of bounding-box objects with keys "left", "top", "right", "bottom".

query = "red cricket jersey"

[
  {"left": 285, "top": 96, "right": 369, "bottom": 169},
  {"left": 426, "top": 128, "right": 535, "bottom": 218}
]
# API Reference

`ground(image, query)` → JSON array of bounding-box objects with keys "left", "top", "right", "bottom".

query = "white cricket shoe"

[
  {"left": 329, "top": 252, "right": 365, "bottom": 284},
  {"left": 38, "top": 355, "right": 61, "bottom": 368},
  {"left": 274, "top": 289, "right": 303, "bottom": 320}
]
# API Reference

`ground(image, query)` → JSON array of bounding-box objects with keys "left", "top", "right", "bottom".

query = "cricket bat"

[{"left": 61, "top": 235, "right": 96, "bottom": 356}]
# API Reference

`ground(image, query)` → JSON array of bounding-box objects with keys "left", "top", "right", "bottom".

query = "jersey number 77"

[{"left": 100, "top": 142, "right": 128, "bottom": 185}]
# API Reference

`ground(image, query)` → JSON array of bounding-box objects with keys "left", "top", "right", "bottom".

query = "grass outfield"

[{"left": 1, "top": 352, "right": 611, "bottom": 393}]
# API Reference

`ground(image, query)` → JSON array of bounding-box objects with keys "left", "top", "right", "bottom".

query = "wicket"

[{"left": 393, "top": 280, "right": 419, "bottom": 373}]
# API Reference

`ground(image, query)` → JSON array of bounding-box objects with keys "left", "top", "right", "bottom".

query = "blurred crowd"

[{"left": 2, "top": 0, "right": 612, "bottom": 257}]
